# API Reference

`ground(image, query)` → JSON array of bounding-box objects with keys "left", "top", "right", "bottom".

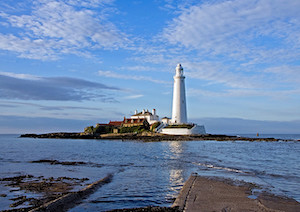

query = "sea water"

[{"left": 0, "top": 134, "right": 299, "bottom": 211}]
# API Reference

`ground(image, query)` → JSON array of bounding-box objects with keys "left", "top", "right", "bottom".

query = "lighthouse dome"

[{"left": 176, "top": 63, "right": 183, "bottom": 76}]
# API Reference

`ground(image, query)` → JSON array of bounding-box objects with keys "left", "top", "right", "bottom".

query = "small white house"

[{"left": 131, "top": 109, "right": 159, "bottom": 125}]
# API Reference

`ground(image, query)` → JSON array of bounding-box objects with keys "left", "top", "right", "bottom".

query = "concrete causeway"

[{"left": 172, "top": 174, "right": 300, "bottom": 212}]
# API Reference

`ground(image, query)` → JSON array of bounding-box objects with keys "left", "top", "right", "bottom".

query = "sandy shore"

[{"left": 173, "top": 174, "right": 300, "bottom": 212}]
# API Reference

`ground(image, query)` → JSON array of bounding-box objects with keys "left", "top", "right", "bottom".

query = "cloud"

[
  {"left": 159, "top": 0, "right": 201, "bottom": 13},
  {"left": 154, "top": 0, "right": 300, "bottom": 97},
  {"left": 188, "top": 88, "right": 300, "bottom": 99},
  {"left": 0, "top": 0, "right": 128, "bottom": 60},
  {"left": 0, "top": 72, "right": 119, "bottom": 101},
  {"left": 98, "top": 70, "right": 169, "bottom": 84},
  {"left": 183, "top": 62, "right": 262, "bottom": 89},
  {"left": 0, "top": 101, "right": 101, "bottom": 111},
  {"left": 66, "top": 0, "right": 114, "bottom": 8},
  {"left": 263, "top": 65, "right": 300, "bottom": 84},
  {"left": 161, "top": 0, "right": 300, "bottom": 63},
  {"left": 122, "top": 65, "right": 157, "bottom": 72},
  {"left": 0, "top": 71, "right": 41, "bottom": 80},
  {"left": 183, "top": 63, "right": 300, "bottom": 100},
  {"left": 123, "top": 94, "right": 144, "bottom": 99}
]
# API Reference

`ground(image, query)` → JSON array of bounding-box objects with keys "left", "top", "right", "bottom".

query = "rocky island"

[
  {"left": 20, "top": 131, "right": 281, "bottom": 142},
  {"left": 20, "top": 64, "right": 289, "bottom": 142},
  {"left": 20, "top": 114, "right": 284, "bottom": 142}
]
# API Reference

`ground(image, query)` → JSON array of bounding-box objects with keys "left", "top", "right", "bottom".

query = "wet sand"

[{"left": 173, "top": 174, "right": 300, "bottom": 212}]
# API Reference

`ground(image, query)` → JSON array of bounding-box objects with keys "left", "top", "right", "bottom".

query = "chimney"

[
  {"left": 152, "top": 109, "right": 156, "bottom": 115},
  {"left": 142, "top": 109, "right": 145, "bottom": 114},
  {"left": 135, "top": 109, "right": 138, "bottom": 115}
]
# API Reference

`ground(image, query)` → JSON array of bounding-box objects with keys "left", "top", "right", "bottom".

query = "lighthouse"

[
  {"left": 171, "top": 64, "right": 187, "bottom": 124},
  {"left": 160, "top": 64, "right": 206, "bottom": 135}
]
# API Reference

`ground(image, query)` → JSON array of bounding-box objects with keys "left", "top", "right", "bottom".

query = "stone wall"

[{"left": 161, "top": 124, "right": 206, "bottom": 135}]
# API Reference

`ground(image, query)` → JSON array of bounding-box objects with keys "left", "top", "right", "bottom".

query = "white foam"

[{"left": 193, "top": 162, "right": 245, "bottom": 173}]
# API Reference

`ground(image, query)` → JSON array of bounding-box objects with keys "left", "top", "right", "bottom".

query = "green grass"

[
  {"left": 150, "top": 122, "right": 161, "bottom": 131},
  {"left": 164, "top": 124, "right": 194, "bottom": 129}
]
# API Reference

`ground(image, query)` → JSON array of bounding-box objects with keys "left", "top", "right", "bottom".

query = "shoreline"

[
  {"left": 2, "top": 173, "right": 299, "bottom": 211},
  {"left": 19, "top": 132, "right": 285, "bottom": 142},
  {"left": 0, "top": 174, "right": 112, "bottom": 212}
]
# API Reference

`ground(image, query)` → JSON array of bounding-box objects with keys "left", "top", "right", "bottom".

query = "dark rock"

[
  {"left": 108, "top": 206, "right": 181, "bottom": 212},
  {"left": 20, "top": 132, "right": 281, "bottom": 142}
]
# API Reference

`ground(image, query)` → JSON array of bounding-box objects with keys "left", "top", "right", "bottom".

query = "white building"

[
  {"left": 131, "top": 109, "right": 159, "bottom": 125},
  {"left": 161, "top": 64, "right": 206, "bottom": 135}
]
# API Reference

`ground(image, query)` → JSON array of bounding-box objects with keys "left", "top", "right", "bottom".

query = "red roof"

[
  {"left": 96, "top": 123, "right": 110, "bottom": 126},
  {"left": 108, "top": 121, "right": 123, "bottom": 126}
]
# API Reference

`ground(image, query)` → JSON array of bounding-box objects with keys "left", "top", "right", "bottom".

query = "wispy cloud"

[
  {"left": 161, "top": 0, "right": 300, "bottom": 63},
  {"left": 123, "top": 94, "right": 144, "bottom": 99},
  {"left": 65, "top": 0, "right": 114, "bottom": 8},
  {"left": 263, "top": 65, "right": 300, "bottom": 84},
  {"left": 98, "top": 70, "right": 169, "bottom": 84},
  {"left": 0, "top": 0, "right": 129, "bottom": 60},
  {"left": 132, "top": 0, "right": 300, "bottom": 101},
  {"left": 0, "top": 72, "right": 119, "bottom": 101},
  {"left": 188, "top": 87, "right": 300, "bottom": 99},
  {"left": 183, "top": 62, "right": 263, "bottom": 89},
  {"left": 0, "top": 71, "right": 40, "bottom": 80},
  {"left": 122, "top": 65, "right": 157, "bottom": 72}
]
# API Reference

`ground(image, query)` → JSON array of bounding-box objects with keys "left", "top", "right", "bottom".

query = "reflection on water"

[
  {"left": 166, "top": 142, "right": 185, "bottom": 201},
  {"left": 169, "top": 169, "right": 184, "bottom": 192},
  {"left": 0, "top": 135, "right": 299, "bottom": 211},
  {"left": 168, "top": 141, "right": 184, "bottom": 158}
]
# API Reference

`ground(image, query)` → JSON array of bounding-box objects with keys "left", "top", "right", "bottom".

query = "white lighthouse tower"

[
  {"left": 160, "top": 64, "right": 206, "bottom": 135},
  {"left": 172, "top": 64, "right": 187, "bottom": 124}
]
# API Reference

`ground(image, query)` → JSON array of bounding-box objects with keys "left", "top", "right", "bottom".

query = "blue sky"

[{"left": 0, "top": 0, "right": 299, "bottom": 134}]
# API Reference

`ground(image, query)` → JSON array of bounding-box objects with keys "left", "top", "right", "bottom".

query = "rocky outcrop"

[
  {"left": 29, "top": 174, "right": 113, "bottom": 212},
  {"left": 21, "top": 132, "right": 93, "bottom": 139},
  {"left": 20, "top": 132, "right": 281, "bottom": 142}
]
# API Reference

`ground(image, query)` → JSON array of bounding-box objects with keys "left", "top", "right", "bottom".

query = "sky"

[{"left": 0, "top": 0, "right": 300, "bottom": 134}]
